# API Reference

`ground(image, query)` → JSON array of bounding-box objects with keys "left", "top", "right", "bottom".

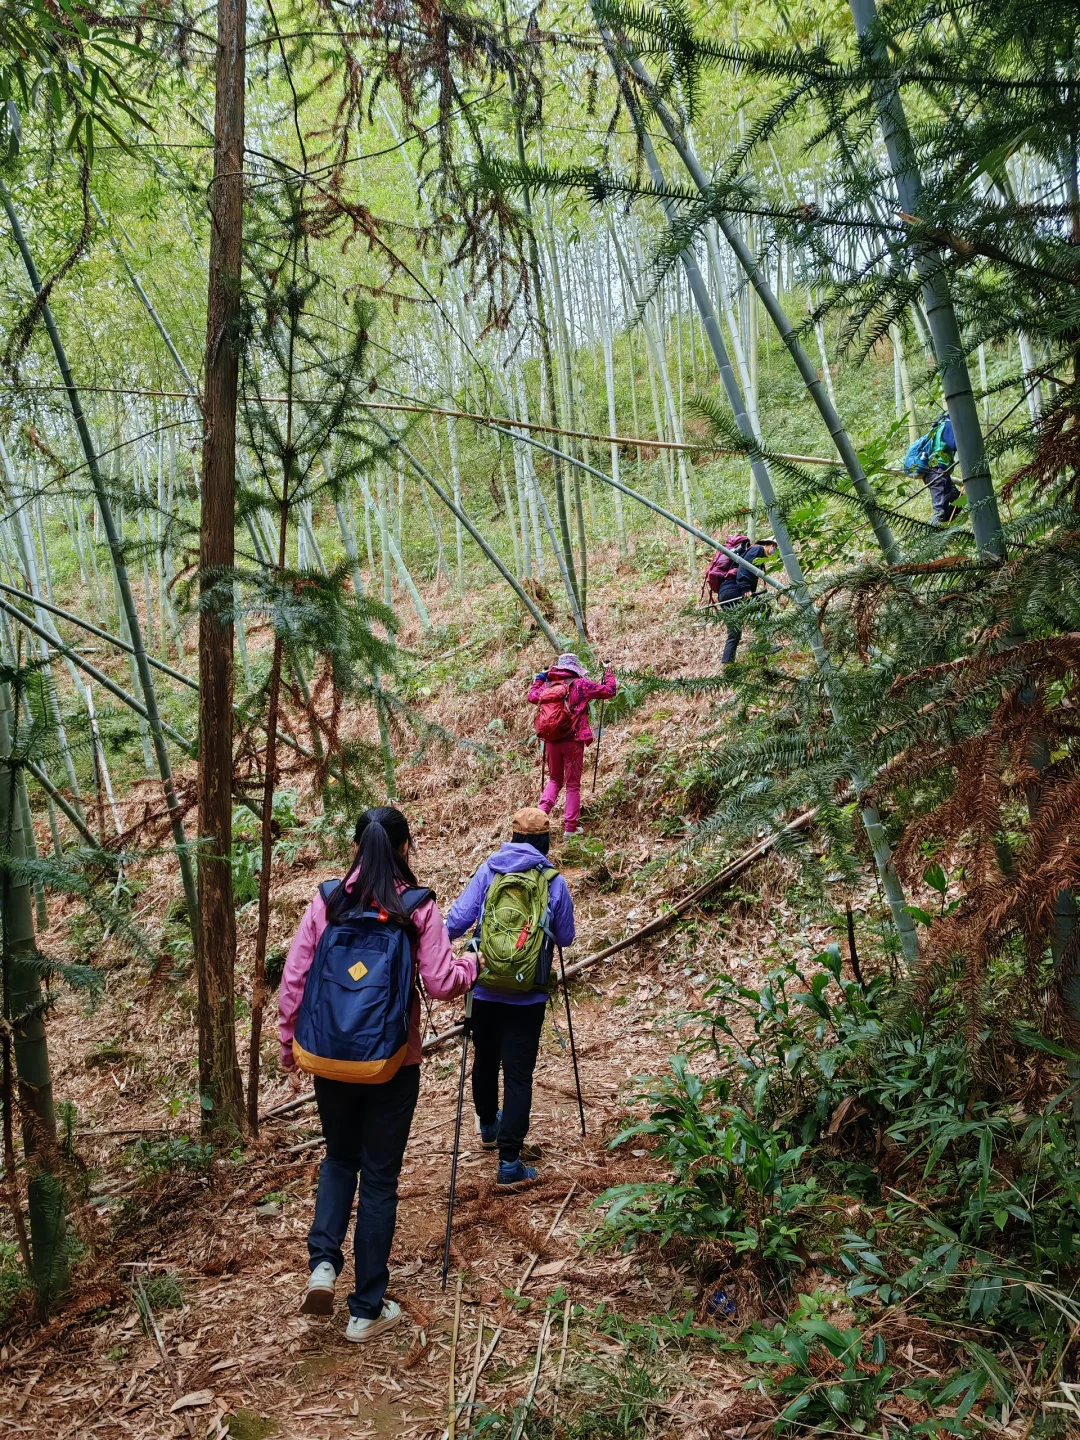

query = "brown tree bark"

[{"left": 196, "top": 0, "right": 247, "bottom": 1132}]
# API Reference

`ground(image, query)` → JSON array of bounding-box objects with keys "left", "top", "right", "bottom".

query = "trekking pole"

[
  {"left": 540, "top": 736, "right": 546, "bottom": 792},
  {"left": 591, "top": 702, "right": 605, "bottom": 793},
  {"left": 442, "top": 990, "right": 473, "bottom": 1289},
  {"left": 417, "top": 976, "right": 437, "bottom": 1039},
  {"left": 557, "top": 946, "right": 586, "bottom": 1136}
]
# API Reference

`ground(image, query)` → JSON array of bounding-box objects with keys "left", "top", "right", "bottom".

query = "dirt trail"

[
  {"left": 0, "top": 557, "right": 826, "bottom": 1437},
  {"left": 3, "top": 944, "right": 749, "bottom": 1438}
]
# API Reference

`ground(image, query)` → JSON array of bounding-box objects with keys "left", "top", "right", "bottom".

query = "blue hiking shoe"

[
  {"left": 497, "top": 1159, "right": 538, "bottom": 1188},
  {"left": 476, "top": 1109, "right": 502, "bottom": 1150}
]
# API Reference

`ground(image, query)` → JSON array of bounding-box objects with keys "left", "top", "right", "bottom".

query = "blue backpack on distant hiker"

[
  {"left": 904, "top": 415, "right": 955, "bottom": 477},
  {"left": 292, "top": 880, "right": 433, "bottom": 1082}
]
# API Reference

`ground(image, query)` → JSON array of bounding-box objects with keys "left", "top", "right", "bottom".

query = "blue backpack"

[
  {"left": 292, "top": 880, "right": 433, "bottom": 1083},
  {"left": 904, "top": 416, "right": 952, "bottom": 476}
]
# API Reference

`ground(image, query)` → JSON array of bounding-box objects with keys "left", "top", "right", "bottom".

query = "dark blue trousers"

[
  {"left": 718, "top": 583, "right": 749, "bottom": 664},
  {"left": 307, "top": 1064, "right": 420, "bottom": 1318}
]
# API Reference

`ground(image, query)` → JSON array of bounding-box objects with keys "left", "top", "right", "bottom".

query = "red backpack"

[{"left": 533, "top": 679, "right": 576, "bottom": 741}]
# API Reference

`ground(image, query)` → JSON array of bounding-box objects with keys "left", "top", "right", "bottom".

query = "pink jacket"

[
  {"left": 277, "top": 878, "right": 476, "bottom": 1070},
  {"left": 528, "top": 666, "right": 617, "bottom": 744}
]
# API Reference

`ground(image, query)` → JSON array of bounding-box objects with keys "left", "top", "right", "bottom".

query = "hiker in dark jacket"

[
  {"left": 904, "top": 415, "right": 960, "bottom": 523},
  {"left": 529, "top": 652, "right": 617, "bottom": 835},
  {"left": 717, "top": 537, "right": 778, "bottom": 664},
  {"left": 924, "top": 416, "right": 960, "bottom": 523},
  {"left": 447, "top": 807, "right": 575, "bottom": 1188}
]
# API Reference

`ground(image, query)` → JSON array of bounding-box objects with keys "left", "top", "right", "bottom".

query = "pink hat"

[{"left": 554, "top": 652, "right": 587, "bottom": 677}]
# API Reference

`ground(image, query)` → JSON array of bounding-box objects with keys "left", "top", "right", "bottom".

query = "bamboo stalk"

[
  {"left": 0, "top": 182, "right": 198, "bottom": 933},
  {"left": 0, "top": 596, "right": 194, "bottom": 752},
  {"left": 448, "top": 1271, "right": 463, "bottom": 1440},
  {"left": 364, "top": 416, "right": 567, "bottom": 653},
  {"left": 552, "top": 1296, "right": 572, "bottom": 1422},
  {"left": 614, "top": 50, "right": 903, "bottom": 566},
  {"left": 509, "top": 1308, "right": 551, "bottom": 1440},
  {"left": 439, "top": 1324, "right": 502, "bottom": 1440}
]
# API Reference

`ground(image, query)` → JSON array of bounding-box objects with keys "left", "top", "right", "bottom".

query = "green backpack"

[{"left": 475, "top": 867, "right": 558, "bottom": 994}]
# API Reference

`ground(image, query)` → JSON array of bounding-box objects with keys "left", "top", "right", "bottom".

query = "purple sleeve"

[
  {"left": 550, "top": 874, "right": 576, "bottom": 948},
  {"left": 446, "top": 864, "right": 491, "bottom": 940},
  {"left": 528, "top": 675, "right": 547, "bottom": 703}
]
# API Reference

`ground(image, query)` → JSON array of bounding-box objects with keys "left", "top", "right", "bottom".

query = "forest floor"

[{"left": 0, "top": 548, "right": 844, "bottom": 1438}]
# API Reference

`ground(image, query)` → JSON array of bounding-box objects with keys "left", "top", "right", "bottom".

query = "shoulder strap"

[
  {"left": 318, "top": 878, "right": 342, "bottom": 905},
  {"left": 400, "top": 886, "right": 435, "bottom": 916},
  {"left": 542, "top": 867, "right": 558, "bottom": 883}
]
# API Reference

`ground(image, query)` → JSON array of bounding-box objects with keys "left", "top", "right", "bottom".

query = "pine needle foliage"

[{"left": 671, "top": 395, "right": 1080, "bottom": 1050}]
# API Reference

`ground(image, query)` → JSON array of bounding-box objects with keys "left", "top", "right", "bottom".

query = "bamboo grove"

[{"left": 0, "top": 0, "right": 1077, "bottom": 1391}]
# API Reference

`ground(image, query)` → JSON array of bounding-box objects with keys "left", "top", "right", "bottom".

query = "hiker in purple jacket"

[
  {"left": 528, "top": 652, "right": 617, "bottom": 835},
  {"left": 447, "top": 807, "right": 575, "bottom": 1187}
]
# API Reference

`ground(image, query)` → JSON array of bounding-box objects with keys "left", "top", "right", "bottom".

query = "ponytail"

[{"left": 325, "top": 806, "right": 421, "bottom": 943}]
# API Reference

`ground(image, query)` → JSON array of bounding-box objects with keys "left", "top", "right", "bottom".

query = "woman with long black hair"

[{"left": 278, "top": 807, "right": 476, "bottom": 1342}]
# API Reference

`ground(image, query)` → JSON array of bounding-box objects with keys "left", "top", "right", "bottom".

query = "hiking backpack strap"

[
  {"left": 535, "top": 867, "right": 560, "bottom": 988},
  {"left": 318, "top": 880, "right": 434, "bottom": 920},
  {"left": 400, "top": 886, "right": 435, "bottom": 916}
]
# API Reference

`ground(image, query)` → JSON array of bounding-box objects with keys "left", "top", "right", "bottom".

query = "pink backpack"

[{"left": 702, "top": 536, "right": 750, "bottom": 602}]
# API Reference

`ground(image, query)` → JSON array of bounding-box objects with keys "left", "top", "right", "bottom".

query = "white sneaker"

[
  {"left": 345, "top": 1300, "right": 404, "bottom": 1344},
  {"left": 301, "top": 1261, "right": 337, "bottom": 1316}
]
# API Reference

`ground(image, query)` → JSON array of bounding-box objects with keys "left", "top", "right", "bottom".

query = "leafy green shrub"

[
  {"left": 132, "top": 1135, "right": 213, "bottom": 1177},
  {"left": 738, "top": 1294, "right": 894, "bottom": 1435},
  {"left": 598, "top": 1056, "right": 816, "bottom": 1269}
]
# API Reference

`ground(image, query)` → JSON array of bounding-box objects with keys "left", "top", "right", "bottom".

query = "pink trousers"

[{"left": 539, "top": 739, "right": 585, "bottom": 832}]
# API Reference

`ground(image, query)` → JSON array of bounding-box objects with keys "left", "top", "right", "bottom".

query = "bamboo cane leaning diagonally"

[
  {"left": 442, "top": 991, "right": 474, "bottom": 1290},
  {"left": 557, "top": 947, "right": 586, "bottom": 1137}
]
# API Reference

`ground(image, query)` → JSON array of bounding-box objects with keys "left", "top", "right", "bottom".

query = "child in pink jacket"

[
  {"left": 278, "top": 806, "right": 476, "bottom": 1343},
  {"left": 529, "top": 653, "right": 617, "bottom": 834}
]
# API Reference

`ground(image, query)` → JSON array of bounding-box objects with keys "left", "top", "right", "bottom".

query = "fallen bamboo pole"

[
  {"left": 509, "top": 1308, "right": 551, "bottom": 1440},
  {"left": 439, "top": 1324, "right": 502, "bottom": 1440},
  {"left": 5, "top": 381, "right": 855, "bottom": 463},
  {"left": 517, "top": 1183, "right": 577, "bottom": 1292},
  {"left": 552, "top": 1296, "right": 572, "bottom": 1422},
  {"left": 273, "top": 806, "right": 818, "bottom": 1137}
]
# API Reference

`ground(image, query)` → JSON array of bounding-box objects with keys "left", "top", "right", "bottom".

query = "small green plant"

[
  {"left": 131, "top": 1135, "right": 213, "bottom": 1177},
  {"left": 134, "top": 1271, "right": 184, "bottom": 1331},
  {"left": 0, "top": 1241, "right": 29, "bottom": 1327},
  {"left": 737, "top": 1294, "right": 896, "bottom": 1435}
]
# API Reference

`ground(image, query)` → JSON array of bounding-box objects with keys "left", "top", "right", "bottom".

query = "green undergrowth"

[{"left": 481, "top": 942, "right": 1080, "bottom": 1436}]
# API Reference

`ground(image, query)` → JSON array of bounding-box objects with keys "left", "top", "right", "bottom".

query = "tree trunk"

[
  {"left": 0, "top": 681, "right": 66, "bottom": 1314},
  {"left": 197, "top": 0, "right": 247, "bottom": 1132}
]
